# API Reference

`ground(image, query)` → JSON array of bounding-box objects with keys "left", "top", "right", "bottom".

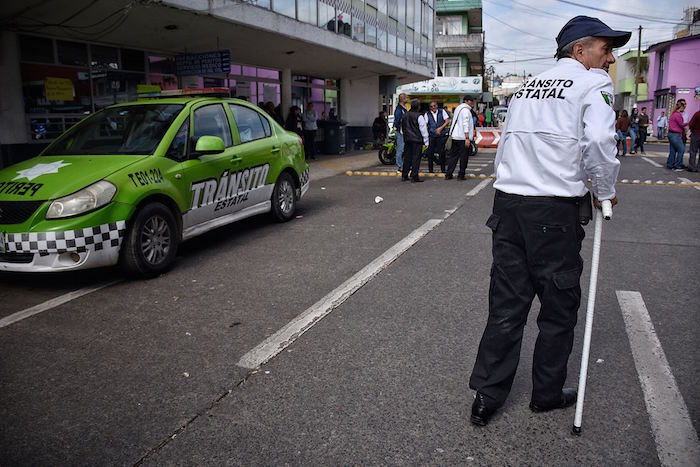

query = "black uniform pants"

[
  {"left": 402, "top": 141, "right": 423, "bottom": 180},
  {"left": 469, "top": 190, "right": 585, "bottom": 408},
  {"left": 446, "top": 139, "right": 469, "bottom": 177},
  {"left": 427, "top": 135, "right": 446, "bottom": 172}
]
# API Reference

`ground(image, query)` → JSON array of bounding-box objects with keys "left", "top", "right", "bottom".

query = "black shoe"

[
  {"left": 401, "top": 176, "right": 409, "bottom": 181},
  {"left": 411, "top": 178, "right": 424, "bottom": 183},
  {"left": 444, "top": 174, "right": 453, "bottom": 180},
  {"left": 471, "top": 392, "right": 496, "bottom": 426},
  {"left": 457, "top": 175, "right": 466, "bottom": 180},
  {"left": 529, "top": 388, "right": 577, "bottom": 413}
]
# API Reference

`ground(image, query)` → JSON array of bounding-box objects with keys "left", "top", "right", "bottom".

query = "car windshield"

[{"left": 43, "top": 104, "right": 184, "bottom": 156}]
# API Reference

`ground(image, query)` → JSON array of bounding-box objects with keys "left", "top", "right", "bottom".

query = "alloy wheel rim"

[
  {"left": 278, "top": 180, "right": 294, "bottom": 215},
  {"left": 141, "top": 215, "right": 171, "bottom": 265}
]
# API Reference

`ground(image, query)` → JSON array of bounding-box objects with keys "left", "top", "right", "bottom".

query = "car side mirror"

[{"left": 194, "top": 135, "right": 225, "bottom": 155}]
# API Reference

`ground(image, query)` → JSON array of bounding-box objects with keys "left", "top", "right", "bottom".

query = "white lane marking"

[
  {"left": 238, "top": 219, "right": 443, "bottom": 369},
  {"left": 0, "top": 282, "right": 117, "bottom": 329},
  {"left": 616, "top": 291, "right": 700, "bottom": 467},
  {"left": 677, "top": 177, "right": 700, "bottom": 192},
  {"left": 466, "top": 178, "right": 493, "bottom": 197},
  {"left": 642, "top": 157, "right": 663, "bottom": 168},
  {"left": 238, "top": 177, "right": 494, "bottom": 370}
]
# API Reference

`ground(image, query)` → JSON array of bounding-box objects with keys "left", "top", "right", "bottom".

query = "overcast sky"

[{"left": 482, "top": 0, "right": 696, "bottom": 78}]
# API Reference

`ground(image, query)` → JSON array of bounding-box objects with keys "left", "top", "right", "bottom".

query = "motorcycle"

[{"left": 377, "top": 130, "right": 431, "bottom": 165}]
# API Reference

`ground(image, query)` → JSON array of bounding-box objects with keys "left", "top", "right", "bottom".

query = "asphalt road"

[{"left": 1, "top": 150, "right": 698, "bottom": 466}]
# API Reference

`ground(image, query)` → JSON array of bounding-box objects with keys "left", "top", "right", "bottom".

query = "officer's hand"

[
  {"left": 436, "top": 127, "right": 442, "bottom": 135},
  {"left": 594, "top": 196, "right": 618, "bottom": 209},
  {"left": 465, "top": 139, "right": 471, "bottom": 147}
]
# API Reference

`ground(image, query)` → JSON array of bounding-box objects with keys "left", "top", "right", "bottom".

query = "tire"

[
  {"left": 378, "top": 147, "right": 395, "bottom": 165},
  {"left": 120, "top": 202, "right": 179, "bottom": 278},
  {"left": 270, "top": 171, "right": 296, "bottom": 222}
]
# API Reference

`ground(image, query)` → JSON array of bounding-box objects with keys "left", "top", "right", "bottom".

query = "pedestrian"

[
  {"left": 629, "top": 107, "right": 639, "bottom": 154},
  {"left": 469, "top": 15, "right": 625, "bottom": 427},
  {"left": 285, "top": 105, "right": 303, "bottom": 136},
  {"left": 656, "top": 111, "right": 667, "bottom": 139},
  {"left": 486, "top": 107, "right": 492, "bottom": 127},
  {"left": 372, "top": 110, "right": 388, "bottom": 144},
  {"left": 666, "top": 99, "right": 688, "bottom": 171},
  {"left": 615, "top": 109, "right": 631, "bottom": 156},
  {"left": 302, "top": 102, "right": 318, "bottom": 160},
  {"left": 444, "top": 95, "right": 475, "bottom": 180},
  {"left": 636, "top": 107, "right": 649, "bottom": 154},
  {"left": 393, "top": 93, "right": 409, "bottom": 173},
  {"left": 688, "top": 109, "right": 700, "bottom": 172},
  {"left": 401, "top": 98, "right": 429, "bottom": 182},
  {"left": 425, "top": 101, "right": 451, "bottom": 173}
]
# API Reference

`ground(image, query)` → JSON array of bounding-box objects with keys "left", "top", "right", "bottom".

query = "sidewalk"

[{"left": 307, "top": 150, "right": 381, "bottom": 181}]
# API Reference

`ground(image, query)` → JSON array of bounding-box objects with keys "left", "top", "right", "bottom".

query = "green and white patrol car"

[{"left": 0, "top": 88, "right": 309, "bottom": 276}]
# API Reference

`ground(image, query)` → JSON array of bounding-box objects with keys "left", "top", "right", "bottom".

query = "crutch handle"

[{"left": 601, "top": 200, "right": 613, "bottom": 220}]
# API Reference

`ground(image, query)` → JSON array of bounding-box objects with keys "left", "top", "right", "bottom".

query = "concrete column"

[
  {"left": 281, "top": 67, "right": 292, "bottom": 123},
  {"left": 0, "top": 31, "right": 28, "bottom": 145}
]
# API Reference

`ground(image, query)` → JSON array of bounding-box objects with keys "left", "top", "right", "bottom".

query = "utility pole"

[{"left": 634, "top": 25, "right": 642, "bottom": 104}]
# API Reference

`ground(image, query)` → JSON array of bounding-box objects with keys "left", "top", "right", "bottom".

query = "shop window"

[
  {"left": 19, "top": 35, "right": 54, "bottom": 63},
  {"left": 57, "top": 41, "right": 88, "bottom": 67},
  {"left": 121, "top": 49, "right": 145, "bottom": 72},
  {"left": 273, "top": 0, "right": 295, "bottom": 19},
  {"left": 258, "top": 82, "right": 280, "bottom": 106},
  {"left": 298, "top": 0, "right": 317, "bottom": 25},
  {"left": 193, "top": 104, "right": 232, "bottom": 147},
  {"left": 91, "top": 45, "right": 119, "bottom": 70},
  {"left": 228, "top": 104, "right": 268, "bottom": 143},
  {"left": 258, "top": 68, "right": 279, "bottom": 80},
  {"left": 149, "top": 55, "right": 175, "bottom": 74}
]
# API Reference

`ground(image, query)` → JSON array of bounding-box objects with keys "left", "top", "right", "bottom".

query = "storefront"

[{"left": 15, "top": 33, "right": 340, "bottom": 149}]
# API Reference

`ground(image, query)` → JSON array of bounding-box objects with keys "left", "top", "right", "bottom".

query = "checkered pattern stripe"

[
  {"left": 4, "top": 221, "right": 127, "bottom": 256},
  {"left": 300, "top": 168, "right": 310, "bottom": 187}
]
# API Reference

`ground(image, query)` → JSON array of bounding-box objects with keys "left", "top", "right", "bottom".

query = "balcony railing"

[{"left": 435, "top": 33, "right": 483, "bottom": 54}]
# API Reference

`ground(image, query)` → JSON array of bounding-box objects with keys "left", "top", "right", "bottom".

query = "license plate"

[{"left": 0, "top": 232, "right": 5, "bottom": 253}]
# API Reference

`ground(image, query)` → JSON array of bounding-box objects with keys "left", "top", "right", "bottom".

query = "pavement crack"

[{"left": 132, "top": 372, "right": 255, "bottom": 466}]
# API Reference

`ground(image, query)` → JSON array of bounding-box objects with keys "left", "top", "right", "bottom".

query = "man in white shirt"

[
  {"left": 469, "top": 15, "right": 627, "bottom": 427},
  {"left": 445, "top": 95, "right": 475, "bottom": 180},
  {"left": 656, "top": 111, "right": 667, "bottom": 139}
]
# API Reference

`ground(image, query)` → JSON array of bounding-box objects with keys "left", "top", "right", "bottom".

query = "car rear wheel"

[
  {"left": 270, "top": 172, "right": 296, "bottom": 222},
  {"left": 121, "top": 202, "right": 179, "bottom": 277}
]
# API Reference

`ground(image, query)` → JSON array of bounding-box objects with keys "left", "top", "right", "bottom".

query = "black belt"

[
  {"left": 495, "top": 190, "right": 580, "bottom": 205},
  {"left": 668, "top": 131, "right": 680, "bottom": 134}
]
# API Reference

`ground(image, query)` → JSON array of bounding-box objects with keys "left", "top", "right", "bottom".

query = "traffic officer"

[
  {"left": 401, "top": 98, "right": 430, "bottom": 182},
  {"left": 468, "top": 16, "right": 629, "bottom": 426}
]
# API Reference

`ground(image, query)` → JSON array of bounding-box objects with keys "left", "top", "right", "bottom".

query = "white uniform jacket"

[{"left": 493, "top": 58, "right": 620, "bottom": 200}]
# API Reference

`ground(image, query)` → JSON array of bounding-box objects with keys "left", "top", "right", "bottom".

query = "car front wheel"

[
  {"left": 270, "top": 172, "right": 296, "bottom": 222},
  {"left": 121, "top": 202, "right": 179, "bottom": 277}
]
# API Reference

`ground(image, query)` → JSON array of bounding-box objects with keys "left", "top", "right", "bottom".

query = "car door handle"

[
  {"left": 271, "top": 146, "right": 280, "bottom": 153},
  {"left": 231, "top": 156, "right": 242, "bottom": 163}
]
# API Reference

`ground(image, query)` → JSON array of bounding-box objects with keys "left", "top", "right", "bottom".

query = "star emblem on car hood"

[{"left": 13, "top": 160, "right": 72, "bottom": 181}]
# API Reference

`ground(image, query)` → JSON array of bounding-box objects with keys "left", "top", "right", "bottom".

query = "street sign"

[{"left": 175, "top": 51, "right": 231, "bottom": 76}]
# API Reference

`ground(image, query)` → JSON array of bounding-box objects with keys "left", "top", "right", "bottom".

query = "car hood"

[{"left": 0, "top": 155, "right": 145, "bottom": 201}]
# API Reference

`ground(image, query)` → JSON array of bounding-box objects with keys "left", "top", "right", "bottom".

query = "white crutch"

[{"left": 572, "top": 199, "right": 613, "bottom": 435}]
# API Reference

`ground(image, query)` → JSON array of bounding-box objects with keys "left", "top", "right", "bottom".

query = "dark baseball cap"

[
  {"left": 556, "top": 16, "right": 631, "bottom": 51},
  {"left": 463, "top": 95, "right": 476, "bottom": 102}
]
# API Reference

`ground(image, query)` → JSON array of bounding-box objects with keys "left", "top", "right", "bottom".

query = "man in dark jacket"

[{"left": 401, "top": 99, "right": 430, "bottom": 182}]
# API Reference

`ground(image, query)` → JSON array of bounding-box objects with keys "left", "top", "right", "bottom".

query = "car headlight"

[{"left": 46, "top": 180, "right": 117, "bottom": 219}]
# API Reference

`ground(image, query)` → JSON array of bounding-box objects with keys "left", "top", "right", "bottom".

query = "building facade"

[
  {"left": 1, "top": 0, "right": 436, "bottom": 166},
  {"left": 394, "top": 0, "right": 482, "bottom": 110},
  {"left": 613, "top": 50, "right": 648, "bottom": 113},
  {"left": 639, "top": 34, "right": 700, "bottom": 132}
]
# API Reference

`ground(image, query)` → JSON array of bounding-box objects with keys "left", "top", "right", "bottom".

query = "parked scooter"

[{"left": 377, "top": 130, "right": 430, "bottom": 165}]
